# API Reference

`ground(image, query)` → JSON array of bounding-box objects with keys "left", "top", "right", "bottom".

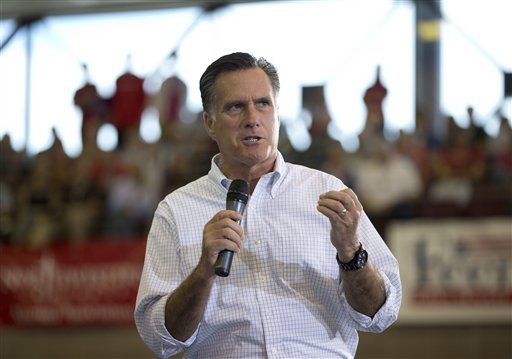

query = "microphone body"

[{"left": 214, "top": 180, "right": 249, "bottom": 277}]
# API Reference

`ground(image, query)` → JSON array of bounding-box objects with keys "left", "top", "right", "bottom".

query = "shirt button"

[
  {"left": 271, "top": 347, "right": 277, "bottom": 354},
  {"left": 266, "top": 309, "right": 273, "bottom": 316},
  {"left": 260, "top": 275, "right": 267, "bottom": 283},
  {"left": 253, "top": 240, "right": 261, "bottom": 245}
]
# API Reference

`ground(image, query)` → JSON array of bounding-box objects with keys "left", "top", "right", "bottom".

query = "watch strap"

[{"left": 336, "top": 243, "right": 368, "bottom": 271}]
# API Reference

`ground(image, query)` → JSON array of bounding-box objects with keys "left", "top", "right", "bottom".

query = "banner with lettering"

[
  {"left": 387, "top": 217, "right": 512, "bottom": 324},
  {"left": 0, "top": 238, "right": 146, "bottom": 326}
]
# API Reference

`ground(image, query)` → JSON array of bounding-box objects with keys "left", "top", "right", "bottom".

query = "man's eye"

[
  {"left": 228, "top": 103, "right": 243, "bottom": 111},
  {"left": 256, "top": 100, "right": 271, "bottom": 108}
]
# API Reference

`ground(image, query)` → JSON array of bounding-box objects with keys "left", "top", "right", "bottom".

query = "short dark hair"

[{"left": 199, "top": 52, "right": 280, "bottom": 114}]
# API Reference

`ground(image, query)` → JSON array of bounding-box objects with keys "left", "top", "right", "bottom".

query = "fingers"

[
  {"left": 210, "top": 210, "right": 243, "bottom": 227},
  {"left": 317, "top": 188, "right": 361, "bottom": 252},
  {"left": 317, "top": 188, "right": 362, "bottom": 219},
  {"left": 204, "top": 210, "right": 244, "bottom": 254}
]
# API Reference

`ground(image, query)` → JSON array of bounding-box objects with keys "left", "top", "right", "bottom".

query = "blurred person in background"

[
  {"left": 110, "top": 59, "right": 147, "bottom": 150},
  {"left": 135, "top": 52, "right": 401, "bottom": 359},
  {"left": 13, "top": 129, "right": 69, "bottom": 248},
  {"left": 62, "top": 153, "right": 106, "bottom": 243},
  {"left": 428, "top": 115, "right": 487, "bottom": 209},
  {"left": 73, "top": 66, "right": 110, "bottom": 147},
  {"left": 486, "top": 115, "right": 512, "bottom": 185},
  {"left": 350, "top": 134, "right": 423, "bottom": 236},
  {"left": 0, "top": 135, "right": 25, "bottom": 243},
  {"left": 103, "top": 161, "right": 154, "bottom": 237}
]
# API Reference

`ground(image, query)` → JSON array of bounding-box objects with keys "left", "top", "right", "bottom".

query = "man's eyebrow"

[
  {"left": 222, "top": 96, "right": 272, "bottom": 110},
  {"left": 254, "top": 96, "right": 272, "bottom": 103}
]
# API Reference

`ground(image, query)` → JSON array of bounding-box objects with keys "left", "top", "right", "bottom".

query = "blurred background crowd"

[{"left": 1, "top": 76, "right": 510, "bottom": 248}]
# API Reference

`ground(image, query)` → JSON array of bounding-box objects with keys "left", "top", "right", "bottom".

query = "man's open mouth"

[{"left": 244, "top": 136, "right": 261, "bottom": 142}]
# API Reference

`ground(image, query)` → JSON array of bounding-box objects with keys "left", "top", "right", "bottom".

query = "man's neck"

[{"left": 218, "top": 157, "right": 276, "bottom": 194}]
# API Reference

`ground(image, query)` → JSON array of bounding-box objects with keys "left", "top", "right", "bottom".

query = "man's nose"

[{"left": 244, "top": 104, "right": 261, "bottom": 127}]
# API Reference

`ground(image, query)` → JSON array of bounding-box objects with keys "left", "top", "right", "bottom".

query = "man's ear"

[{"left": 203, "top": 112, "right": 216, "bottom": 141}]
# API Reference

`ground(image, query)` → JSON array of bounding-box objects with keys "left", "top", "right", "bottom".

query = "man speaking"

[{"left": 134, "top": 52, "right": 401, "bottom": 358}]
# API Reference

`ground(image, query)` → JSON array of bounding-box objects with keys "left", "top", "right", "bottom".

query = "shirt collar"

[
  {"left": 208, "top": 153, "right": 230, "bottom": 191},
  {"left": 268, "top": 152, "right": 286, "bottom": 198},
  {"left": 207, "top": 152, "right": 287, "bottom": 197}
]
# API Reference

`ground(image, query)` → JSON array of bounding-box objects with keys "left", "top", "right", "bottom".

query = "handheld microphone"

[{"left": 214, "top": 179, "right": 249, "bottom": 277}]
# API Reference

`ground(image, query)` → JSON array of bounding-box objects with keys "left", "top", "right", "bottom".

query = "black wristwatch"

[{"left": 336, "top": 243, "right": 368, "bottom": 271}]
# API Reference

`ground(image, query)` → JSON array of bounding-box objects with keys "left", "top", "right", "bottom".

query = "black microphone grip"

[{"left": 214, "top": 180, "right": 248, "bottom": 277}]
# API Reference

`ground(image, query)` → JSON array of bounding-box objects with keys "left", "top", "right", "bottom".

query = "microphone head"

[{"left": 227, "top": 179, "right": 249, "bottom": 204}]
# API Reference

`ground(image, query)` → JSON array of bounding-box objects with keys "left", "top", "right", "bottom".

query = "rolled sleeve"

[
  {"left": 339, "top": 268, "right": 401, "bottom": 333},
  {"left": 152, "top": 295, "right": 199, "bottom": 352}
]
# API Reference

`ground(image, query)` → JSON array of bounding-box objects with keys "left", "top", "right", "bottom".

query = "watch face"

[
  {"left": 337, "top": 245, "right": 368, "bottom": 271},
  {"left": 345, "top": 249, "right": 368, "bottom": 271},
  {"left": 357, "top": 250, "right": 368, "bottom": 267}
]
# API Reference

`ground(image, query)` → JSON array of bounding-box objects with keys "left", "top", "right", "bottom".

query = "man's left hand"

[{"left": 317, "top": 188, "right": 363, "bottom": 262}]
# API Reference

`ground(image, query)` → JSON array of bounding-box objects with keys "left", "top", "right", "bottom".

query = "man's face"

[{"left": 204, "top": 68, "right": 279, "bottom": 176}]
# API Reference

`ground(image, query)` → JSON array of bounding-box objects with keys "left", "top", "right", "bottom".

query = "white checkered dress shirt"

[{"left": 135, "top": 152, "right": 401, "bottom": 359}]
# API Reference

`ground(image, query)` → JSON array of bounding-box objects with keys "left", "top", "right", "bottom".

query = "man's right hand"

[{"left": 199, "top": 210, "right": 244, "bottom": 275}]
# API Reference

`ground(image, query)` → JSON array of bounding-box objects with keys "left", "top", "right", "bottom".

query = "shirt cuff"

[
  {"left": 339, "top": 270, "right": 399, "bottom": 332},
  {"left": 153, "top": 293, "right": 200, "bottom": 349}
]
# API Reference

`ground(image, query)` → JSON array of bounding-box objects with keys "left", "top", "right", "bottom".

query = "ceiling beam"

[{"left": 0, "top": 0, "right": 263, "bottom": 20}]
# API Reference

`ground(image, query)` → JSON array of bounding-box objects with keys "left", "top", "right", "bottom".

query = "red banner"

[{"left": 0, "top": 238, "right": 146, "bottom": 326}]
